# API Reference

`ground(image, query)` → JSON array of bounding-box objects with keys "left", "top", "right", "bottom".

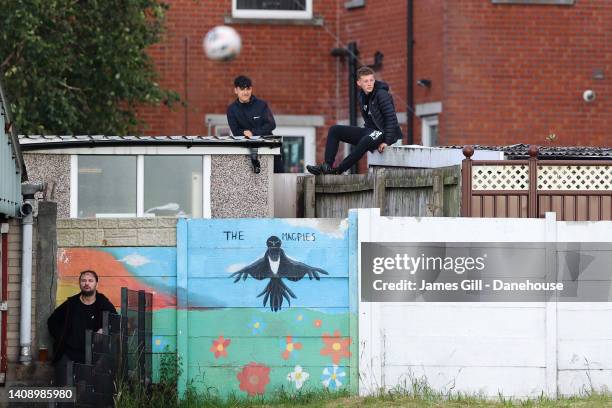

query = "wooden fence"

[
  {"left": 461, "top": 145, "right": 612, "bottom": 220},
  {"left": 274, "top": 166, "right": 461, "bottom": 218}
]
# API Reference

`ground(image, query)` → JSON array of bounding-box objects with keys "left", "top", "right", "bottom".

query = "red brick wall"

[
  {"left": 413, "top": 0, "right": 444, "bottom": 143},
  {"left": 138, "top": 0, "right": 610, "bottom": 166},
  {"left": 340, "top": 0, "right": 409, "bottom": 171},
  {"left": 442, "top": 0, "right": 610, "bottom": 146},
  {"left": 138, "top": 0, "right": 342, "bottom": 148}
]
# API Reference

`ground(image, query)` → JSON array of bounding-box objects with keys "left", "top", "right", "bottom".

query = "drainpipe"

[
  {"left": 1, "top": 222, "right": 8, "bottom": 381},
  {"left": 406, "top": 0, "right": 414, "bottom": 144},
  {"left": 19, "top": 183, "right": 44, "bottom": 365}
]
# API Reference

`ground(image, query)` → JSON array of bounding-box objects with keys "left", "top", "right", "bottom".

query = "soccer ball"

[{"left": 203, "top": 26, "right": 242, "bottom": 61}]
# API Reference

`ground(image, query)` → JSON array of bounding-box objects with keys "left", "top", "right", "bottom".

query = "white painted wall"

[
  {"left": 357, "top": 209, "right": 612, "bottom": 398},
  {"left": 367, "top": 145, "right": 504, "bottom": 168}
]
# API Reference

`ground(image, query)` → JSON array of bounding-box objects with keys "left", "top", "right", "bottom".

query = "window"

[
  {"left": 144, "top": 156, "right": 203, "bottom": 217},
  {"left": 216, "top": 125, "right": 314, "bottom": 173},
  {"left": 276, "top": 126, "right": 316, "bottom": 173},
  {"left": 422, "top": 116, "right": 439, "bottom": 147},
  {"left": 72, "top": 155, "right": 209, "bottom": 218},
  {"left": 232, "top": 0, "right": 313, "bottom": 19},
  {"left": 77, "top": 156, "right": 137, "bottom": 217}
]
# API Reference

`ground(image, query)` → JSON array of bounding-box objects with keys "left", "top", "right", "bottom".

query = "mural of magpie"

[{"left": 230, "top": 236, "right": 329, "bottom": 312}]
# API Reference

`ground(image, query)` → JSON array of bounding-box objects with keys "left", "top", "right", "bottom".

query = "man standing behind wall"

[
  {"left": 307, "top": 66, "right": 403, "bottom": 175},
  {"left": 226, "top": 75, "right": 276, "bottom": 138},
  {"left": 47, "top": 270, "right": 117, "bottom": 386}
]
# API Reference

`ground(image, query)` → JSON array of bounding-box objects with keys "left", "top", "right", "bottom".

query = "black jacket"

[
  {"left": 359, "top": 81, "right": 403, "bottom": 145},
  {"left": 47, "top": 292, "right": 116, "bottom": 362},
  {"left": 226, "top": 96, "right": 276, "bottom": 137}
]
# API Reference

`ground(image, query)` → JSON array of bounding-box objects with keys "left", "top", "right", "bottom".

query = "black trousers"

[{"left": 324, "top": 125, "right": 383, "bottom": 173}]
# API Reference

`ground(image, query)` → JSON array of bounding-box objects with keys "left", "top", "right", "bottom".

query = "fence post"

[
  {"left": 461, "top": 146, "right": 474, "bottom": 217},
  {"left": 66, "top": 359, "right": 74, "bottom": 386},
  {"left": 138, "top": 290, "right": 146, "bottom": 383},
  {"left": 373, "top": 168, "right": 387, "bottom": 215},
  {"left": 303, "top": 175, "right": 316, "bottom": 218},
  {"left": 432, "top": 170, "right": 444, "bottom": 216},
  {"left": 528, "top": 145, "right": 539, "bottom": 218},
  {"left": 120, "top": 288, "right": 128, "bottom": 382},
  {"left": 85, "top": 329, "right": 93, "bottom": 365}
]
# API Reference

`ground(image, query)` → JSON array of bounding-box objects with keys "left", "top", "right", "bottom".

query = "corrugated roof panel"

[{"left": 0, "top": 103, "right": 22, "bottom": 217}]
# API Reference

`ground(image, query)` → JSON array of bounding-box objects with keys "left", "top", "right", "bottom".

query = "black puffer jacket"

[{"left": 359, "top": 80, "right": 403, "bottom": 145}]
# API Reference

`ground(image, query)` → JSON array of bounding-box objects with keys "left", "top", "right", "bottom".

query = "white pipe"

[{"left": 19, "top": 206, "right": 33, "bottom": 364}]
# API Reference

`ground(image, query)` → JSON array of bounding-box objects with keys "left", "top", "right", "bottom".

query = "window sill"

[
  {"left": 224, "top": 15, "right": 324, "bottom": 26},
  {"left": 492, "top": 0, "right": 574, "bottom": 4}
]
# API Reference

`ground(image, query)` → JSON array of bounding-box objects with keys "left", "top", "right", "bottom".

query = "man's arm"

[
  {"left": 253, "top": 103, "right": 276, "bottom": 136},
  {"left": 377, "top": 90, "right": 400, "bottom": 145},
  {"left": 47, "top": 301, "right": 68, "bottom": 340},
  {"left": 226, "top": 105, "right": 246, "bottom": 137}
]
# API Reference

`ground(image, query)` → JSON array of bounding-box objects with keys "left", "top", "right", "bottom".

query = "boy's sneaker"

[{"left": 307, "top": 163, "right": 337, "bottom": 175}]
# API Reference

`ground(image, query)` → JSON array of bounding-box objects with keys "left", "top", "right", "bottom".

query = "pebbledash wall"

[
  {"left": 24, "top": 152, "right": 275, "bottom": 219},
  {"left": 55, "top": 216, "right": 358, "bottom": 394}
]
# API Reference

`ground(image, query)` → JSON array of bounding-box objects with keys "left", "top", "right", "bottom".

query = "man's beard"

[{"left": 81, "top": 289, "right": 95, "bottom": 297}]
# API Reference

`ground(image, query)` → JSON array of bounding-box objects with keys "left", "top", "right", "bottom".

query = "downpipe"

[{"left": 19, "top": 183, "right": 44, "bottom": 365}]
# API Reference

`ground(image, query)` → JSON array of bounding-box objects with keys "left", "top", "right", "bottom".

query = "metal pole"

[{"left": 348, "top": 42, "right": 359, "bottom": 174}]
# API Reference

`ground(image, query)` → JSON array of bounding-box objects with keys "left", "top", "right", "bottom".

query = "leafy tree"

[{"left": 0, "top": 0, "right": 179, "bottom": 135}]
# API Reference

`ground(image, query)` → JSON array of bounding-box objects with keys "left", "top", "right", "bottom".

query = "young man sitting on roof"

[{"left": 307, "top": 66, "right": 403, "bottom": 175}]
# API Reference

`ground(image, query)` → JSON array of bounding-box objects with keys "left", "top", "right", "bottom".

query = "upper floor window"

[{"left": 233, "top": 0, "right": 313, "bottom": 19}]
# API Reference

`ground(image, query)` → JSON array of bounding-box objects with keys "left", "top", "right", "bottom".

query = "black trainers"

[{"left": 307, "top": 163, "right": 337, "bottom": 175}]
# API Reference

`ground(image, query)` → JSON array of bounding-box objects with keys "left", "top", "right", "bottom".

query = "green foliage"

[{"left": 0, "top": 0, "right": 180, "bottom": 135}]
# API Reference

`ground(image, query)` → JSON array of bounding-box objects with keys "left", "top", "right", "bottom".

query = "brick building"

[{"left": 138, "top": 0, "right": 610, "bottom": 173}]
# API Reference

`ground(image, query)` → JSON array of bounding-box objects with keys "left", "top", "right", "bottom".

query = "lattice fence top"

[
  {"left": 472, "top": 165, "right": 529, "bottom": 190},
  {"left": 538, "top": 165, "right": 612, "bottom": 191}
]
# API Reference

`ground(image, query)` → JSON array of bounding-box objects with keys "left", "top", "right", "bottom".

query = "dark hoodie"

[
  {"left": 47, "top": 292, "right": 117, "bottom": 363},
  {"left": 226, "top": 95, "right": 276, "bottom": 137},
  {"left": 359, "top": 80, "right": 403, "bottom": 145}
]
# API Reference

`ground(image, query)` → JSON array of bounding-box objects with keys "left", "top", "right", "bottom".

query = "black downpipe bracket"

[{"left": 406, "top": 0, "right": 414, "bottom": 145}]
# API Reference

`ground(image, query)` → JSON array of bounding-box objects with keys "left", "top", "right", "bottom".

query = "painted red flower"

[
  {"left": 281, "top": 336, "right": 303, "bottom": 360},
  {"left": 314, "top": 319, "right": 322, "bottom": 328},
  {"left": 237, "top": 362, "right": 270, "bottom": 396},
  {"left": 320, "top": 330, "right": 351, "bottom": 364},
  {"left": 210, "top": 335, "right": 231, "bottom": 359}
]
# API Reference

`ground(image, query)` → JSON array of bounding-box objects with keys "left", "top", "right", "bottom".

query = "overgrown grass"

[{"left": 114, "top": 353, "right": 612, "bottom": 407}]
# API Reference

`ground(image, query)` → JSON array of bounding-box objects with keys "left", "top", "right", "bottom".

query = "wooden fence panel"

[{"left": 299, "top": 166, "right": 461, "bottom": 218}]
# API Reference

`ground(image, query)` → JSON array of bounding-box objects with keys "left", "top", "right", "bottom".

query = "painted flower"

[
  {"left": 248, "top": 317, "right": 267, "bottom": 335},
  {"left": 209, "top": 335, "right": 230, "bottom": 359},
  {"left": 313, "top": 319, "right": 322, "bottom": 328},
  {"left": 321, "top": 365, "right": 346, "bottom": 390},
  {"left": 296, "top": 314, "right": 305, "bottom": 323},
  {"left": 237, "top": 362, "right": 270, "bottom": 396},
  {"left": 281, "top": 336, "right": 303, "bottom": 360},
  {"left": 287, "top": 365, "right": 310, "bottom": 390},
  {"left": 320, "top": 330, "right": 351, "bottom": 364}
]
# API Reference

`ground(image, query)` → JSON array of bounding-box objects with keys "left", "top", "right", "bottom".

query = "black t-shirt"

[
  {"left": 63, "top": 300, "right": 101, "bottom": 363},
  {"left": 362, "top": 93, "right": 378, "bottom": 130}
]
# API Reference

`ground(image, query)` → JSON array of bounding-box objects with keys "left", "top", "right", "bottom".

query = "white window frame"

[
  {"left": 232, "top": 0, "right": 313, "bottom": 19},
  {"left": 422, "top": 116, "right": 439, "bottom": 147},
  {"left": 70, "top": 154, "right": 211, "bottom": 218},
  {"left": 276, "top": 126, "right": 316, "bottom": 171}
]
